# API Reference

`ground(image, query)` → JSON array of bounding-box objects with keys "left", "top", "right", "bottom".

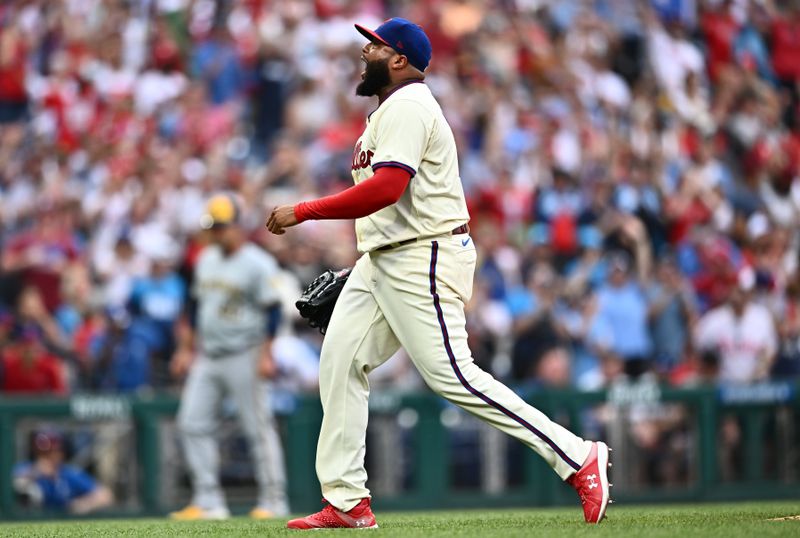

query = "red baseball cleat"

[
  {"left": 287, "top": 498, "right": 378, "bottom": 530},
  {"left": 567, "top": 441, "right": 612, "bottom": 524}
]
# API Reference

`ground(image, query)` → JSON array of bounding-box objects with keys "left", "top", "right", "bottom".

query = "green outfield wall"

[{"left": 1, "top": 382, "right": 798, "bottom": 520}]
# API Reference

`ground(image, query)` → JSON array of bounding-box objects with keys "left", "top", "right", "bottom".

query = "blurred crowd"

[{"left": 1, "top": 0, "right": 800, "bottom": 397}]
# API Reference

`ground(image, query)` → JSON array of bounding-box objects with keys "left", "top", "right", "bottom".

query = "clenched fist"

[{"left": 266, "top": 205, "right": 299, "bottom": 235}]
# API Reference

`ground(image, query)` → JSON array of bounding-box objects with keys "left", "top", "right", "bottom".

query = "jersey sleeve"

[
  {"left": 294, "top": 166, "right": 411, "bottom": 222},
  {"left": 190, "top": 249, "right": 210, "bottom": 299},
  {"left": 370, "top": 99, "right": 429, "bottom": 177}
]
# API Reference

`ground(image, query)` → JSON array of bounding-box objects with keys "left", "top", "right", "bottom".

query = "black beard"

[{"left": 356, "top": 58, "right": 391, "bottom": 97}]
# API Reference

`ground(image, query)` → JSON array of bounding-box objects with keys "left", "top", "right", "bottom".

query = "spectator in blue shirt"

[
  {"left": 507, "top": 264, "right": 565, "bottom": 382},
  {"left": 595, "top": 252, "right": 653, "bottom": 377},
  {"left": 13, "top": 430, "right": 112, "bottom": 514},
  {"left": 556, "top": 291, "right": 617, "bottom": 390},
  {"left": 646, "top": 256, "right": 698, "bottom": 375},
  {"left": 88, "top": 246, "right": 185, "bottom": 392},
  {"left": 733, "top": 3, "right": 777, "bottom": 85},
  {"left": 191, "top": 25, "right": 245, "bottom": 105},
  {"left": 123, "top": 250, "right": 185, "bottom": 389}
]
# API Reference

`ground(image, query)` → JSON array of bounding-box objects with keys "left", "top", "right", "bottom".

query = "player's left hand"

[{"left": 266, "top": 205, "right": 298, "bottom": 235}]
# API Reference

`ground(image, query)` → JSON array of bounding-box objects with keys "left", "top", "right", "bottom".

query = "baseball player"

[
  {"left": 267, "top": 19, "right": 611, "bottom": 529},
  {"left": 170, "top": 193, "right": 289, "bottom": 520}
]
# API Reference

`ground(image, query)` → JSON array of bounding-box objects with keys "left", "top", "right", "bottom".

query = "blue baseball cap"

[{"left": 355, "top": 18, "right": 432, "bottom": 72}]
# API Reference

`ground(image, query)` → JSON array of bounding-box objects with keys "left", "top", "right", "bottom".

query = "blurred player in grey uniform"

[{"left": 169, "top": 193, "right": 289, "bottom": 520}]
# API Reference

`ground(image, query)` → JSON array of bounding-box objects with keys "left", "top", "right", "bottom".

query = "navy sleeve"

[{"left": 265, "top": 303, "right": 282, "bottom": 338}]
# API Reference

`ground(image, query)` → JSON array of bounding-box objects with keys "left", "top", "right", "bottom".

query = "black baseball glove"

[{"left": 295, "top": 267, "right": 353, "bottom": 334}]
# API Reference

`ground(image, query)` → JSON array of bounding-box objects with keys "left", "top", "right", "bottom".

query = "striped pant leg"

[{"left": 372, "top": 237, "right": 591, "bottom": 479}]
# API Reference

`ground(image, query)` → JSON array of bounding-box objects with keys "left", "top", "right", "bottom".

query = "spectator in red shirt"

[
  {"left": 16, "top": 286, "right": 70, "bottom": 355},
  {"left": 3, "top": 206, "right": 82, "bottom": 313},
  {"left": 770, "top": 2, "right": 800, "bottom": 127},
  {"left": 700, "top": 0, "right": 740, "bottom": 82},
  {"left": 770, "top": 4, "right": 800, "bottom": 85},
  {"left": 0, "top": 328, "right": 67, "bottom": 395},
  {"left": 0, "top": 24, "right": 27, "bottom": 123}
]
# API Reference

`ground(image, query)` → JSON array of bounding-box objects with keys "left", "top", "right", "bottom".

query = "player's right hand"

[
  {"left": 170, "top": 348, "right": 194, "bottom": 379},
  {"left": 266, "top": 205, "right": 299, "bottom": 235}
]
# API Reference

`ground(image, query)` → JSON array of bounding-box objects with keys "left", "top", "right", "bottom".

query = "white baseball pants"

[{"left": 316, "top": 233, "right": 591, "bottom": 511}]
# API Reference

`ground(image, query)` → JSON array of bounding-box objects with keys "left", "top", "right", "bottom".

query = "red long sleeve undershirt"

[{"left": 294, "top": 166, "right": 412, "bottom": 222}]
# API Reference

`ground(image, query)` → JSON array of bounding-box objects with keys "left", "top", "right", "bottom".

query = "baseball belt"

[{"left": 375, "top": 223, "right": 470, "bottom": 252}]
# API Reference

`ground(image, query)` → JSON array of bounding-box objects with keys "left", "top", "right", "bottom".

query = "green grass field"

[{"left": 1, "top": 502, "right": 799, "bottom": 537}]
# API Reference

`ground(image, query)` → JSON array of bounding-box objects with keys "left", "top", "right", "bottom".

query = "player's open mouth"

[{"left": 360, "top": 56, "right": 367, "bottom": 80}]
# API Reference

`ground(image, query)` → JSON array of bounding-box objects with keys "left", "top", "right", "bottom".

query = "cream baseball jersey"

[{"left": 351, "top": 80, "right": 470, "bottom": 252}]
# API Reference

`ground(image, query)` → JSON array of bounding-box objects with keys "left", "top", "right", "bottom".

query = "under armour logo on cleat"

[{"left": 587, "top": 474, "right": 598, "bottom": 489}]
